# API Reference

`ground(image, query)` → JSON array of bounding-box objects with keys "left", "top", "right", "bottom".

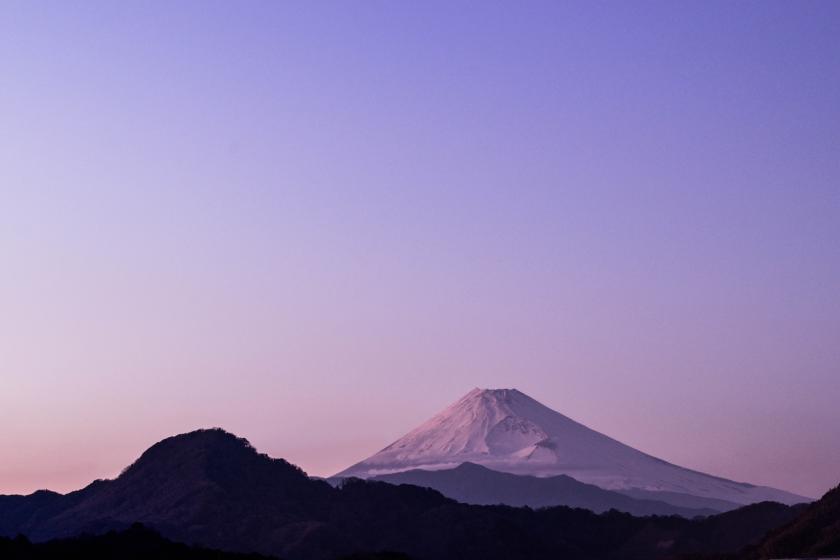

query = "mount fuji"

[{"left": 335, "top": 388, "right": 809, "bottom": 509}]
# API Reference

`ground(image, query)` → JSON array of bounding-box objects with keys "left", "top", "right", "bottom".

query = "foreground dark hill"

[
  {"left": 741, "top": 482, "right": 840, "bottom": 559},
  {"left": 0, "top": 429, "right": 809, "bottom": 560},
  {"left": 667, "top": 501, "right": 809, "bottom": 558},
  {"left": 0, "top": 429, "right": 333, "bottom": 552},
  {"left": 369, "top": 462, "right": 716, "bottom": 517}
]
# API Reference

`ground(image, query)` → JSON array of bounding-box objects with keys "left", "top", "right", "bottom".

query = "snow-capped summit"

[{"left": 335, "top": 388, "right": 809, "bottom": 508}]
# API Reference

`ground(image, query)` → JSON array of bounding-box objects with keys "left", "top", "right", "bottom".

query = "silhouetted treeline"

[
  {"left": 678, "top": 483, "right": 840, "bottom": 560},
  {"left": 0, "top": 523, "right": 274, "bottom": 560},
  {"left": 742, "top": 483, "right": 840, "bottom": 559}
]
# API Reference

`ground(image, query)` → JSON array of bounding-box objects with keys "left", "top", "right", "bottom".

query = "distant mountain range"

[
  {"left": 367, "top": 462, "right": 718, "bottom": 517},
  {"left": 336, "top": 388, "right": 810, "bottom": 510},
  {"left": 0, "top": 428, "right": 823, "bottom": 560}
]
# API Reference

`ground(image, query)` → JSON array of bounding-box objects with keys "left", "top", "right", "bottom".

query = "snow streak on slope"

[{"left": 336, "top": 388, "right": 809, "bottom": 507}]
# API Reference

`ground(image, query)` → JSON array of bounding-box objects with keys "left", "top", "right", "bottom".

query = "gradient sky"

[{"left": 1, "top": 1, "right": 839, "bottom": 499}]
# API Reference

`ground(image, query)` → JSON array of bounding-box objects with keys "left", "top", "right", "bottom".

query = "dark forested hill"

[{"left": 741, "top": 483, "right": 840, "bottom": 559}]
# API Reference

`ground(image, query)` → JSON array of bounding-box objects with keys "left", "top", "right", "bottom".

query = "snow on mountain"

[{"left": 335, "top": 388, "right": 810, "bottom": 507}]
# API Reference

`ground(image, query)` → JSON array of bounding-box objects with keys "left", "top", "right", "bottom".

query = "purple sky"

[{"left": 1, "top": 1, "right": 839, "bottom": 499}]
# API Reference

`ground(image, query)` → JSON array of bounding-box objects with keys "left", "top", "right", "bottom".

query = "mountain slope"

[
  {"left": 336, "top": 388, "right": 809, "bottom": 508},
  {"left": 667, "top": 501, "right": 808, "bottom": 556},
  {"left": 616, "top": 488, "right": 743, "bottom": 513},
  {"left": 743, "top": 483, "right": 840, "bottom": 558},
  {"left": 370, "top": 462, "right": 716, "bottom": 517}
]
